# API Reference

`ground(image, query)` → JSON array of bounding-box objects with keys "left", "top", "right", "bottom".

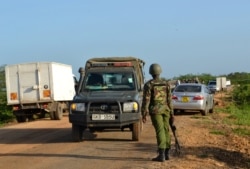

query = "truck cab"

[{"left": 69, "top": 57, "right": 145, "bottom": 141}]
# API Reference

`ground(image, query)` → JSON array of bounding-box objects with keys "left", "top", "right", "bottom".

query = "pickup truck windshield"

[{"left": 82, "top": 72, "right": 135, "bottom": 91}]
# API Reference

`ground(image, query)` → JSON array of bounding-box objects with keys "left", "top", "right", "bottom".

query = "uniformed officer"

[{"left": 141, "top": 63, "right": 174, "bottom": 162}]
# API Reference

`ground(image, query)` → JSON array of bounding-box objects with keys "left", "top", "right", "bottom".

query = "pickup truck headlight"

[
  {"left": 123, "top": 102, "right": 138, "bottom": 112},
  {"left": 70, "top": 103, "right": 86, "bottom": 112}
]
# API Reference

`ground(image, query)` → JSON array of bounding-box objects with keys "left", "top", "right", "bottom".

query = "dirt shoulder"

[
  {"left": 166, "top": 92, "right": 250, "bottom": 169},
  {"left": 171, "top": 113, "right": 250, "bottom": 169}
]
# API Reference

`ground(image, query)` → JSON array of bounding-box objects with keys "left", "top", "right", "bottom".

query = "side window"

[{"left": 204, "top": 86, "right": 210, "bottom": 94}]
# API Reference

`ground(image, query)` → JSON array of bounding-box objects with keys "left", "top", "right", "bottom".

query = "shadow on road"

[
  {"left": 0, "top": 144, "right": 249, "bottom": 168},
  {"left": 0, "top": 128, "right": 72, "bottom": 144},
  {"left": 178, "top": 145, "right": 250, "bottom": 169}
]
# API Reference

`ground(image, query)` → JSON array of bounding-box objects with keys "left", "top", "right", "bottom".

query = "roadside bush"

[
  {"left": 0, "top": 67, "right": 14, "bottom": 124},
  {"left": 232, "top": 84, "right": 250, "bottom": 105},
  {"left": 0, "top": 93, "right": 13, "bottom": 124},
  {"left": 230, "top": 84, "right": 250, "bottom": 125}
]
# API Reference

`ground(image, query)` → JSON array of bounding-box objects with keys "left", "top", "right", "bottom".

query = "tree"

[{"left": 0, "top": 65, "right": 13, "bottom": 123}]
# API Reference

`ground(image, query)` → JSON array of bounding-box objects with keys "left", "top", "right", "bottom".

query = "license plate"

[
  {"left": 92, "top": 114, "right": 115, "bottom": 120},
  {"left": 182, "top": 96, "right": 189, "bottom": 102}
]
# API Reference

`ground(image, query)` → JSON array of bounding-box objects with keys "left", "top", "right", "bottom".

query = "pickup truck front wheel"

[{"left": 72, "top": 124, "right": 84, "bottom": 142}]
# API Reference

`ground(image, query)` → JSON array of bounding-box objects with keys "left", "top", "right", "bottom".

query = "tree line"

[{"left": 170, "top": 72, "right": 250, "bottom": 85}]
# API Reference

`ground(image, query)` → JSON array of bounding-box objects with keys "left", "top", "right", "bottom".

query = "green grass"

[
  {"left": 232, "top": 127, "right": 250, "bottom": 136},
  {"left": 190, "top": 115, "right": 208, "bottom": 119},
  {"left": 223, "top": 105, "right": 250, "bottom": 125},
  {"left": 209, "top": 130, "right": 226, "bottom": 135},
  {"left": 216, "top": 104, "right": 250, "bottom": 136}
]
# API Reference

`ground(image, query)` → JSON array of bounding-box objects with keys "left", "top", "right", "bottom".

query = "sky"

[{"left": 0, "top": 0, "right": 250, "bottom": 79}]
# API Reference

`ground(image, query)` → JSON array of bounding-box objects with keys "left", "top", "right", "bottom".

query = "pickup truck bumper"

[{"left": 69, "top": 112, "right": 140, "bottom": 128}]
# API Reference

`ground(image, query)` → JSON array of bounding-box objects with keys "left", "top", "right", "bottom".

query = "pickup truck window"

[{"left": 83, "top": 72, "right": 135, "bottom": 91}]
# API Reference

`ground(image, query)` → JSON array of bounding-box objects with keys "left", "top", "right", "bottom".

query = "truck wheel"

[
  {"left": 132, "top": 121, "right": 140, "bottom": 141},
  {"left": 38, "top": 110, "right": 46, "bottom": 118},
  {"left": 49, "top": 111, "right": 56, "bottom": 120},
  {"left": 54, "top": 103, "right": 63, "bottom": 120},
  {"left": 16, "top": 115, "right": 27, "bottom": 123},
  {"left": 27, "top": 115, "right": 34, "bottom": 121},
  {"left": 72, "top": 124, "right": 84, "bottom": 142}
]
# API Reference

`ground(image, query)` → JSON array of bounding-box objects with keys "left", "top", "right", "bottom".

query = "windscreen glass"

[{"left": 82, "top": 72, "right": 135, "bottom": 91}]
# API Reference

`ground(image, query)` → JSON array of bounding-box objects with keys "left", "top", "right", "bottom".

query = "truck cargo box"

[
  {"left": 5, "top": 62, "right": 75, "bottom": 104},
  {"left": 5, "top": 62, "right": 76, "bottom": 122}
]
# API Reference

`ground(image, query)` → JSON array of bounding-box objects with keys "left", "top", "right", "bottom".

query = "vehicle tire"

[
  {"left": 54, "top": 103, "right": 63, "bottom": 120},
  {"left": 89, "top": 128, "right": 96, "bottom": 133},
  {"left": 209, "top": 106, "right": 214, "bottom": 113},
  {"left": 27, "top": 114, "right": 34, "bottom": 121},
  {"left": 72, "top": 124, "right": 84, "bottom": 142},
  {"left": 38, "top": 110, "right": 46, "bottom": 118},
  {"left": 16, "top": 115, "right": 27, "bottom": 123},
  {"left": 173, "top": 109, "right": 179, "bottom": 115},
  {"left": 132, "top": 121, "right": 140, "bottom": 141},
  {"left": 209, "top": 100, "right": 214, "bottom": 113},
  {"left": 49, "top": 111, "right": 56, "bottom": 120},
  {"left": 201, "top": 104, "right": 208, "bottom": 116}
]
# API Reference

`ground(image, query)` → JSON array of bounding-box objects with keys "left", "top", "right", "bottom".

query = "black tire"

[
  {"left": 72, "top": 124, "right": 84, "bottom": 142},
  {"left": 27, "top": 114, "right": 34, "bottom": 121},
  {"left": 209, "top": 107, "right": 214, "bottom": 113},
  {"left": 173, "top": 109, "right": 179, "bottom": 115},
  {"left": 201, "top": 104, "right": 208, "bottom": 116},
  {"left": 49, "top": 111, "right": 56, "bottom": 120},
  {"left": 209, "top": 101, "right": 214, "bottom": 113},
  {"left": 16, "top": 115, "right": 27, "bottom": 123},
  {"left": 132, "top": 121, "right": 141, "bottom": 141},
  {"left": 89, "top": 128, "right": 96, "bottom": 133},
  {"left": 39, "top": 110, "right": 46, "bottom": 118},
  {"left": 54, "top": 103, "right": 63, "bottom": 120}
]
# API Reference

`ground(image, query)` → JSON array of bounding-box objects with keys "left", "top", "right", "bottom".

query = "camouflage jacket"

[{"left": 141, "top": 78, "right": 173, "bottom": 117}]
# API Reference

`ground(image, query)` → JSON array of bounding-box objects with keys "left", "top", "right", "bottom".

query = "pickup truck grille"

[{"left": 89, "top": 103, "right": 120, "bottom": 113}]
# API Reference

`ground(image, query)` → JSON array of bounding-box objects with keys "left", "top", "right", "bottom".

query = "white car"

[{"left": 172, "top": 83, "right": 214, "bottom": 115}]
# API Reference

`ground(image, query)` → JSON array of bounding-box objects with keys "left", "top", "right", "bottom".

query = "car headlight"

[
  {"left": 70, "top": 103, "right": 86, "bottom": 112},
  {"left": 123, "top": 102, "right": 138, "bottom": 112}
]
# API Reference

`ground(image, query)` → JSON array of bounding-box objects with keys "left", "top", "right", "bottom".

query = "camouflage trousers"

[{"left": 150, "top": 113, "right": 171, "bottom": 149}]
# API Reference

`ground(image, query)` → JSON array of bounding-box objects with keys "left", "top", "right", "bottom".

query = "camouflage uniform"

[{"left": 141, "top": 78, "right": 173, "bottom": 150}]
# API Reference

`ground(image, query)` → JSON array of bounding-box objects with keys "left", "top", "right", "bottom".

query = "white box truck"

[
  {"left": 216, "top": 77, "right": 227, "bottom": 91},
  {"left": 5, "top": 62, "right": 76, "bottom": 122}
]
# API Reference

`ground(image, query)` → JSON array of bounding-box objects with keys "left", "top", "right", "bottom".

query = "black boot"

[
  {"left": 165, "top": 148, "right": 170, "bottom": 160},
  {"left": 152, "top": 149, "right": 165, "bottom": 162}
]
